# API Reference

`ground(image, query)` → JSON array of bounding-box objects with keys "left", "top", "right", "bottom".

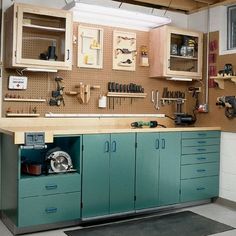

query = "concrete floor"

[{"left": 0, "top": 202, "right": 236, "bottom": 236}]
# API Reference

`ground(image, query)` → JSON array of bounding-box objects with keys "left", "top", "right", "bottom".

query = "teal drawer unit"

[
  {"left": 181, "top": 153, "right": 220, "bottom": 165},
  {"left": 19, "top": 173, "right": 81, "bottom": 198},
  {"left": 182, "top": 131, "right": 220, "bottom": 139},
  {"left": 181, "top": 162, "right": 219, "bottom": 179},
  {"left": 18, "top": 192, "right": 81, "bottom": 227},
  {"left": 181, "top": 176, "right": 219, "bottom": 202},
  {"left": 180, "top": 130, "right": 220, "bottom": 203}
]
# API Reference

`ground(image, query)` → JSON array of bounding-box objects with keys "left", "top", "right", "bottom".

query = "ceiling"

[{"left": 113, "top": 0, "right": 231, "bottom": 13}]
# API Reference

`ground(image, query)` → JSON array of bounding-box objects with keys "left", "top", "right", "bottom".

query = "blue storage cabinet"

[
  {"left": 1, "top": 134, "right": 82, "bottom": 233},
  {"left": 82, "top": 133, "right": 135, "bottom": 218},
  {"left": 180, "top": 131, "right": 220, "bottom": 202}
]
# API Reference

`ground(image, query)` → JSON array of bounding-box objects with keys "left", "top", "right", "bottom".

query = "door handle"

[
  {"left": 67, "top": 49, "right": 70, "bottom": 60},
  {"left": 155, "top": 139, "right": 159, "bottom": 149},
  {"left": 161, "top": 139, "right": 165, "bottom": 149},
  {"left": 105, "top": 141, "right": 109, "bottom": 153},
  {"left": 45, "top": 184, "right": 58, "bottom": 190},
  {"left": 111, "top": 141, "right": 116, "bottom": 152},
  {"left": 45, "top": 207, "right": 57, "bottom": 214}
]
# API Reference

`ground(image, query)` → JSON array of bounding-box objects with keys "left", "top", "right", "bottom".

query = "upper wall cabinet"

[
  {"left": 4, "top": 3, "right": 73, "bottom": 71},
  {"left": 149, "top": 26, "right": 203, "bottom": 79}
]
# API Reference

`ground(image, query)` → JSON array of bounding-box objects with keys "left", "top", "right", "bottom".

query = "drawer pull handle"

[
  {"left": 196, "top": 187, "right": 205, "bottom": 191},
  {"left": 45, "top": 207, "right": 57, "bottom": 214},
  {"left": 197, "top": 133, "right": 206, "bottom": 136},
  {"left": 198, "top": 141, "right": 206, "bottom": 144},
  {"left": 197, "top": 169, "right": 206, "bottom": 172},
  {"left": 197, "top": 157, "right": 206, "bottom": 160},
  {"left": 197, "top": 148, "right": 206, "bottom": 151},
  {"left": 161, "top": 139, "right": 165, "bottom": 149},
  {"left": 45, "top": 184, "right": 58, "bottom": 190}
]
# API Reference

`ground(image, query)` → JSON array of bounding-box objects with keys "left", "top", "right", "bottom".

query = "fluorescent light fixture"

[
  {"left": 65, "top": 2, "right": 171, "bottom": 31},
  {"left": 167, "top": 77, "right": 193, "bottom": 81},
  {"left": 23, "top": 68, "right": 58, "bottom": 73}
]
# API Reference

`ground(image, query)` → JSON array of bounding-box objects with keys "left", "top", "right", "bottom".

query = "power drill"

[
  {"left": 216, "top": 96, "right": 236, "bottom": 118},
  {"left": 131, "top": 121, "right": 158, "bottom": 128}
]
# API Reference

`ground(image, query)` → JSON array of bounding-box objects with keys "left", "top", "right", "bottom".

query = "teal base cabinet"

[
  {"left": 180, "top": 131, "right": 220, "bottom": 202},
  {"left": 135, "top": 132, "right": 181, "bottom": 209},
  {"left": 82, "top": 133, "right": 135, "bottom": 218},
  {"left": 1, "top": 134, "right": 82, "bottom": 234}
]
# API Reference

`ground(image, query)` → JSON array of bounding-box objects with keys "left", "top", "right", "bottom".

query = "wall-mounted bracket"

[{"left": 211, "top": 76, "right": 236, "bottom": 89}]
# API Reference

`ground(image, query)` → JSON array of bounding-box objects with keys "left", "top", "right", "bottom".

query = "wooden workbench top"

[{"left": 0, "top": 118, "right": 221, "bottom": 144}]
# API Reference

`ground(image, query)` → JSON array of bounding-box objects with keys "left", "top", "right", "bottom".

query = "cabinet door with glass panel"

[
  {"left": 5, "top": 3, "right": 73, "bottom": 70},
  {"left": 150, "top": 26, "right": 203, "bottom": 79}
]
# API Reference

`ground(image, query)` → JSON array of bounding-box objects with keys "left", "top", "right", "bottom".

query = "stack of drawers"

[
  {"left": 180, "top": 131, "right": 220, "bottom": 202},
  {"left": 18, "top": 174, "right": 81, "bottom": 227}
]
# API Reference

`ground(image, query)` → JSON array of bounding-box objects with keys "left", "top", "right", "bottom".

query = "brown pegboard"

[
  {"left": 2, "top": 22, "right": 193, "bottom": 127},
  {"left": 195, "top": 31, "right": 236, "bottom": 132}
]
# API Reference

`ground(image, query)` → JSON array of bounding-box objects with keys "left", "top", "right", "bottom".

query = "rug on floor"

[{"left": 64, "top": 211, "right": 234, "bottom": 236}]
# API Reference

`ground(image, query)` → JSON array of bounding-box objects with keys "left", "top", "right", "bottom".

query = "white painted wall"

[{"left": 220, "top": 132, "right": 236, "bottom": 202}]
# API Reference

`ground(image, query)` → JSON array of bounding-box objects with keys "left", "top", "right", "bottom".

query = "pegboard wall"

[
  {"left": 2, "top": 22, "right": 196, "bottom": 126},
  {"left": 195, "top": 31, "right": 236, "bottom": 132}
]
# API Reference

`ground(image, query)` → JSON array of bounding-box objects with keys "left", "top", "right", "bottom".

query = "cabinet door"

[
  {"left": 159, "top": 132, "right": 181, "bottom": 206},
  {"left": 82, "top": 134, "right": 110, "bottom": 218},
  {"left": 109, "top": 133, "right": 135, "bottom": 214},
  {"left": 135, "top": 133, "right": 159, "bottom": 209},
  {"left": 15, "top": 4, "right": 72, "bottom": 70},
  {"left": 166, "top": 27, "right": 203, "bottom": 78}
]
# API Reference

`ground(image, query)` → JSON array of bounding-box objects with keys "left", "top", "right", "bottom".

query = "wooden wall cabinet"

[
  {"left": 149, "top": 26, "right": 203, "bottom": 79},
  {"left": 4, "top": 3, "right": 73, "bottom": 71}
]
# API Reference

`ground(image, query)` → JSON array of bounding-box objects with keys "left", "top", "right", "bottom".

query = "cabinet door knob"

[
  {"left": 161, "top": 139, "right": 165, "bottom": 149},
  {"left": 111, "top": 141, "right": 117, "bottom": 152},
  {"left": 67, "top": 49, "right": 70, "bottom": 60},
  {"left": 105, "top": 141, "right": 109, "bottom": 152},
  {"left": 155, "top": 139, "right": 159, "bottom": 149}
]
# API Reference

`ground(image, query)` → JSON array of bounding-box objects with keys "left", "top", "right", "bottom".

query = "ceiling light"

[
  {"left": 166, "top": 77, "right": 193, "bottom": 81},
  {"left": 65, "top": 2, "right": 171, "bottom": 31}
]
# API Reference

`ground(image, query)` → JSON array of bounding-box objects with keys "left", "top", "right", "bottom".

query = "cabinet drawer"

[
  {"left": 181, "top": 153, "right": 220, "bottom": 165},
  {"left": 181, "top": 176, "right": 219, "bottom": 202},
  {"left": 19, "top": 173, "right": 81, "bottom": 198},
  {"left": 18, "top": 192, "right": 81, "bottom": 227},
  {"left": 182, "top": 145, "right": 219, "bottom": 155},
  {"left": 182, "top": 138, "right": 220, "bottom": 147},
  {"left": 181, "top": 162, "right": 219, "bottom": 179},
  {"left": 182, "top": 131, "right": 220, "bottom": 139}
]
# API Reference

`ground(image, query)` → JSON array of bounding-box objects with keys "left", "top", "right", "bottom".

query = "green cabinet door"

[
  {"left": 136, "top": 133, "right": 160, "bottom": 209},
  {"left": 109, "top": 133, "right": 135, "bottom": 214},
  {"left": 159, "top": 132, "right": 181, "bottom": 206},
  {"left": 82, "top": 134, "right": 110, "bottom": 218}
]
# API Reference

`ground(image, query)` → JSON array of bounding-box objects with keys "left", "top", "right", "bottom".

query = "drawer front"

[
  {"left": 181, "top": 153, "right": 220, "bottom": 165},
  {"left": 19, "top": 173, "right": 81, "bottom": 198},
  {"left": 181, "top": 162, "right": 219, "bottom": 179},
  {"left": 181, "top": 176, "right": 219, "bottom": 202},
  {"left": 182, "top": 138, "right": 220, "bottom": 147},
  {"left": 182, "top": 145, "right": 219, "bottom": 155},
  {"left": 182, "top": 131, "right": 220, "bottom": 139},
  {"left": 18, "top": 192, "right": 81, "bottom": 227}
]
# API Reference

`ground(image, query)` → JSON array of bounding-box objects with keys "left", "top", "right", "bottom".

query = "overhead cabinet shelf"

[
  {"left": 4, "top": 3, "right": 73, "bottom": 70},
  {"left": 149, "top": 26, "right": 203, "bottom": 79}
]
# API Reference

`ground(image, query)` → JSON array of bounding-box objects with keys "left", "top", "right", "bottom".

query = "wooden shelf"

[
  {"left": 107, "top": 92, "right": 147, "bottom": 98},
  {"left": 6, "top": 113, "right": 40, "bottom": 117},
  {"left": 170, "top": 55, "right": 198, "bottom": 60},
  {"left": 23, "top": 23, "right": 66, "bottom": 32},
  {"left": 4, "top": 98, "right": 46, "bottom": 102},
  {"left": 210, "top": 76, "right": 236, "bottom": 89}
]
